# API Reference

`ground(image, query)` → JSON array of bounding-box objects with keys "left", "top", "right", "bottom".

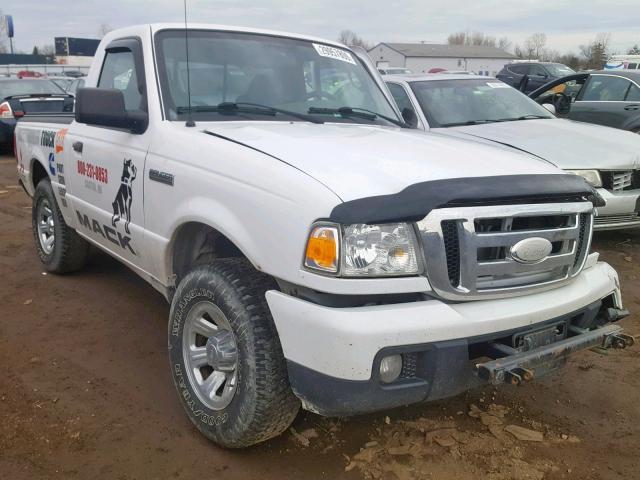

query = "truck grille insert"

[
  {"left": 417, "top": 202, "right": 594, "bottom": 301},
  {"left": 601, "top": 170, "right": 638, "bottom": 191}
]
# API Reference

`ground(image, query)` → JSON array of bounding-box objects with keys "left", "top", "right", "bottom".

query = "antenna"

[{"left": 183, "top": 0, "right": 195, "bottom": 127}]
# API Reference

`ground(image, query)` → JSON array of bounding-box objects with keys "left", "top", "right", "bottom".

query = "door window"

[
  {"left": 387, "top": 83, "right": 413, "bottom": 112},
  {"left": 529, "top": 64, "right": 547, "bottom": 77},
  {"left": 626, "top": 84, "right": 640, "bottom": 101},
  {"left": 508, "top": 64, "right": 528, "bottom": 75},
  {"left": 581, "top": 76, "right": 631, "bottom": 101},
  {"left": 98, "top": 50, "right": 143, "bottom": 111}
]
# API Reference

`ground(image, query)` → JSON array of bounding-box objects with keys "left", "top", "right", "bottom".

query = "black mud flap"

[{"left": 476, "top": 324, "right": 635, "bottom": 385}]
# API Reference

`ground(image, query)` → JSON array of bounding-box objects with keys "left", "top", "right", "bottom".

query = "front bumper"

[
  {"left": 266, "top": 260, "right": 624, "bottom": 416},
  {"left": 594, "top": 187, "right": 640, "bottom": 230}
]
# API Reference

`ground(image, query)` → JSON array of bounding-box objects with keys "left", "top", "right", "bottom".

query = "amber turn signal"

[{"left": 304, "top": 225, "right": 339, "bottom": 273}]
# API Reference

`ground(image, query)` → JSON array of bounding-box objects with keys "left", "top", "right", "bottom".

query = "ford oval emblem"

[{"left": 510, "top": 237, "right": 553, "bottom": 264}]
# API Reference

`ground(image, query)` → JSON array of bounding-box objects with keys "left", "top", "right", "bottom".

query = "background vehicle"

[
  {"left": 14, "top": 24, "right": 630, "bottom": 448},
  {"left": 529, "top": 71, "right": 640, "bottom": 133},
  {"left": 65, "top": 78, "right": 85, "bottom": 95},
  {"left": 16, "top": 70, "right": 44, "bottom": 79},
  {"left": 47, "top": 76, "right": 74, "bottom": 91},
  {"left": 378, "top": 66, "right": 412, "bottom": 75},
  {"left": 605, "top": 54, "right": 640, "bottom": 71},
  {"left": 496, "top": 61, "right": 575, "bottom": 93},
  {"left": 385, "top": 73, "right": 640, "bottom": 230},
  {"left": 0, "top": 78, "right": 73, "bottom": 151}
]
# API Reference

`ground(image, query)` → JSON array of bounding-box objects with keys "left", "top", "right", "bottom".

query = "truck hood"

[
  {"left": 437, "top": 119, "right": 640, "bottom": 171},
  {"left": 201, "top": 122, "right": 561, "bottom": 201}
]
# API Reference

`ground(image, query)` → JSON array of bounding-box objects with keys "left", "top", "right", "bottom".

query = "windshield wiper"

[
  {"left": 176, "top": 102, "right": 323, "bottom": 124},
  {"left": 307, "top": 106, "right": 408, "bottom": 128},
  {"left": 440, "top": 115, "right": 550, "bottom": 127}
]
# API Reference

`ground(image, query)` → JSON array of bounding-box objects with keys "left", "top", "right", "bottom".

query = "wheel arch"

[
  {"left": 30, "top": 157, "right": 49, "bottom": 190},
  {"left": 169, "top": 221, "right": 255, "bottom": 284}
]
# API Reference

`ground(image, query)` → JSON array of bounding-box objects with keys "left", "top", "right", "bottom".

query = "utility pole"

[{"left": 9, "top": 37, "right": 14, "bottom": 54}]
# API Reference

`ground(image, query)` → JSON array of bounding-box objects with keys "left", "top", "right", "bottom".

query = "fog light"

[{"left": 379, "top": 354, "right": 403, "bottom": 384}]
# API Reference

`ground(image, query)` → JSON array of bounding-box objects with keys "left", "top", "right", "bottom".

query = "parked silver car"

[{"left": 386, "top": 74, "right": 640, "bottom": 230}]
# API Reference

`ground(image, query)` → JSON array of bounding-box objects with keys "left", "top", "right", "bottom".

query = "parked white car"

[
  {"left": 14, "top": 25, "right": 632, "bottom": 448},
  {"left": 385, "top": 74, "right": 640, "bottom": 230}
]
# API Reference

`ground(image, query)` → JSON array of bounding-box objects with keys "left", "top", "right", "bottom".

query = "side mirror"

[
  {"left": 401, "top": 107, "right": 418, "bottom": 127},
  {"left": 542, "top": 103, "right": 556, "bottom": 115},
  {"left": 75, "top": 88, "right": 148, "bottom": 134}
]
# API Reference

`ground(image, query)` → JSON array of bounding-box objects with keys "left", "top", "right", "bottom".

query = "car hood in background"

[
  {"left": 201, "top": 122, "right": 560, "bottom": 201},
  {"left": 438, "top": 119, "right": 640, "bottom": 170}
]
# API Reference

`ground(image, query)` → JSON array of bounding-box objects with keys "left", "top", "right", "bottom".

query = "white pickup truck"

[{"left": 14, "top": 24, "right": 633, "bottom": 448}]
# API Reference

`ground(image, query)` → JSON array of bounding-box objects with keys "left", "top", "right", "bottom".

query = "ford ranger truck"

[{"left": 14, "top": 24, "right": 633, "bottom": 448}]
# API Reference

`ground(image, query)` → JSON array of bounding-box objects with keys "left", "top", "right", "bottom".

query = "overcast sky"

[{"left": 2, "top": 0, "right": 638, "bottom": 54}]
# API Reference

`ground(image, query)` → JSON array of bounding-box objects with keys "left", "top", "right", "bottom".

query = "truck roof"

[{"left": 105, "top": 23, "right": 350, "bottom": 50}]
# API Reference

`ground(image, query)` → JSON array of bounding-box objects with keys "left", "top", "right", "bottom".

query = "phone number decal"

[{"left": 77, "top": 160, "right": 109, "bottom": 184}]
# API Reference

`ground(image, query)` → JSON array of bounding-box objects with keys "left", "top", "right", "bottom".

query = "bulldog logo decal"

[{"left": 112, "top": 158, "right": 137, "bottom": 234}]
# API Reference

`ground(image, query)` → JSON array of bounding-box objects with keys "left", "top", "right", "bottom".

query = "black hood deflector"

[{"left": 329, "top": 174, "right": 602, "bottom": 224}]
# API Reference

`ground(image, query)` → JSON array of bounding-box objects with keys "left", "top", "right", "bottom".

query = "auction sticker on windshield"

[
  {"left": 313, "top": 43, "right": 356, "bottom": 65},
  {"left": 487, "top": 82, "right": 511, "bottom": 88}
]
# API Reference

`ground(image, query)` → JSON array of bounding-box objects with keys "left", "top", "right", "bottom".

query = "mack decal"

[
  {"left": 55, "top": 128, "right": 68, "bottom": 154},
  {"left": 112, "top": 158, "right": 137, "bottom": 234},
  {"left": 75, "top": 210, "right": 136, "bottom": 255}
]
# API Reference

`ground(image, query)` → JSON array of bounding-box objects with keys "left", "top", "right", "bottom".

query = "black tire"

[
  {"left": 168, "top": 259, "right": 300, "bottom": 448},
  {"left": 32, "top": 179, "right": 90, "bottom": 273}
]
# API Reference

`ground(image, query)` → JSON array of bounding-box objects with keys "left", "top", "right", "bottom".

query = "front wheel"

[{"left": 168, "top": 259, "right": 300, "bottom": 448}]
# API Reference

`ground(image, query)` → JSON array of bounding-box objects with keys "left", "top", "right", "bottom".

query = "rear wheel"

[
  {"left": 168, "top": 259, "right": 300, "bottom": 448},
  {"left": 32, "top": 179, "right": 89, "bottom": 273}
]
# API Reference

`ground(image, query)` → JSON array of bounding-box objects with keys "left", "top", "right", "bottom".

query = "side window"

[
  {"left": 581, "top": 76, "right": 631, "bottom": 102},
  {"left": 387, "top": 83, "right": 413, "bottom": 112},
  {"left": 626, "top": 84, "right": 640, "bottom": 101},
  {"left": 627, "top": 63, "right": 638, "bottom": 70},
  {"left": 98, "top": 50, "right": 143, "bottom": 111},
  {"left": 529, "top": 64, "right": 547, "bottom": 76},
  {"left": 509, "top": 64, "right": 528, "bottom": 75}
]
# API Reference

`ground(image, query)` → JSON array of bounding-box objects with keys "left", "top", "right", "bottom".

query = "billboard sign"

[{"left": 0, "top": 14, "right": 14, "bottom": 38}]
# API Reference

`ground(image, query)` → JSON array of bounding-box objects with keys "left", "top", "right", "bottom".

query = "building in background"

[
  {"left": 368, "top": 43, "right": 516, "bottom": 76},
  {"left": 54, "top": 37, "right": 100, "bottom": 66}
]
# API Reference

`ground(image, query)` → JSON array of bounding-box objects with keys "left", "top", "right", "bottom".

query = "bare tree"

[
  {"left": 447, "top": 31, "right": 502, "bottom": 48},
  {"left": 338, "top": 30, "right": 371, "bottom": 50},
  {"left": 628, "top": 44, "right": 640, "bottom": 55},
  {"left": 498, "top": 37, "right": 512, "bottom": 52},
  {"left": 580, "top": 33, "right": 611, "bottom": 69},
  {"left": 98, "top": 23, "right": 113, "bottom": 38},
  {"left": 523, "top": 33, "right": 547, "bottom": 59}
]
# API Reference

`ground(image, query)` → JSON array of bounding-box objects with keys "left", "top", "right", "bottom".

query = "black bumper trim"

[{"left": 286, "top": 297, "right": 625, "bottom": 417}]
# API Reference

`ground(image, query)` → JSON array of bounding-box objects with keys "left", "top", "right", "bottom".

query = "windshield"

[
  {"left": 154, "top": 30, "right": 399, "bottom": 125},
  {"left": 410, "top": 79, "right": 554, "bottom": 127},
  {"left": 0, "top": 79, "right": 65, "bottom": 98}
]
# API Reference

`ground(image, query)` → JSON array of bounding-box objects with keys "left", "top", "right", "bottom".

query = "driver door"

[{"left": 65, "top": 38, "right": 151, "bottom": 270}]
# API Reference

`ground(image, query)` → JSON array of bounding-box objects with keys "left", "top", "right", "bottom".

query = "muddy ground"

[{"left": 0, "top": 153, "right": 639, "bottom": 480}]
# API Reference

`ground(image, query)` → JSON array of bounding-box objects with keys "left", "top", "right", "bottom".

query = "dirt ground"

[{"left": 1, "top": 152, "right": 639, "bottom": 480}]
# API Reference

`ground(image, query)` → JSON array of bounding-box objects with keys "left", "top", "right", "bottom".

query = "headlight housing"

[
  {"left": 304, "top": 222, "right": 420, "bottom": 277},
  {"left": 566, "top": 169, "right": 602, "bottom": 188}
]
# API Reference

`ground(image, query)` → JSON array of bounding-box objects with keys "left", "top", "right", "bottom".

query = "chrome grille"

[
  {"left": 594, "top": 213, "right": 640, "bottom": 226},
  {"left": 417, "top": 202, "right": 594, "bottom": 301}
]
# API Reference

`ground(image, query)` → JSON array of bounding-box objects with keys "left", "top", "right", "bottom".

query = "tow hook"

[
  {"left": 504, "top": 368, "right": 534, "bottom": 386},
  {"left": 606, "top": 333, "right": 635, "bottom": 349}
]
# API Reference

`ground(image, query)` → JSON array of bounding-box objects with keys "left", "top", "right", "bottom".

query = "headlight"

[
  {"left": 342, "top": 223, "right": 419, "bottom": 276},
  {"left": 566, "top": 170, "right": 602, "bottom": 188},
  {"left": 304, "top": 222, "right": 420, "bottom": 277}
]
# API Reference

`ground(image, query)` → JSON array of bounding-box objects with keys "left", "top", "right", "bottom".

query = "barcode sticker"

[{"left": 313, "top": 43, "right": 356, "bottom": 65}]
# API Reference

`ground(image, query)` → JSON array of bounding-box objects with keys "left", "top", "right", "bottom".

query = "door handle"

[
  {"left": 72, "top": 141, "right": 83, "bottom": 153},
  {"left": 624, "top": 105, "right": 639, "bottom": 111}
]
